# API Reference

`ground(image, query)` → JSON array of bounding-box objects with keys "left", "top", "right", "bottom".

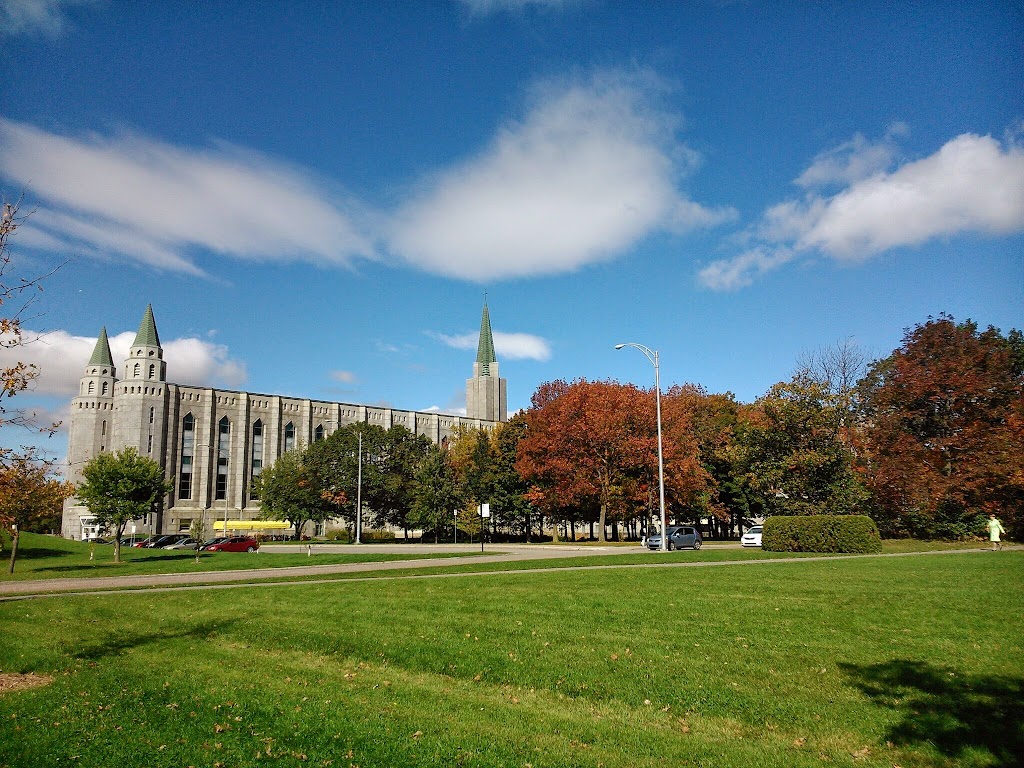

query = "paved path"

[{"left": 0, "top": 544, "right": 1013, "bottom": 601}]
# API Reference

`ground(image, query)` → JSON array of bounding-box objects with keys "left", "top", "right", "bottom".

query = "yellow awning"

[{"left": 212, "top": 520, "right": 291, "bottom": 531}]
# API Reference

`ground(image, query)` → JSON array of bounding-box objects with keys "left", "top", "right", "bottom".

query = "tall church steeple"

[
  {"left": 475, "top": 302, "right": 497, "bottom": 377},
  {"left": 466, "top": 300, "right": 507, "bottom": 422}
]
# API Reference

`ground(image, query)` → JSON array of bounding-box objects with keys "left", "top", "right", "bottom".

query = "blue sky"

[{"left": 1, "top": 0, "right": 1022, "bottom": 465}]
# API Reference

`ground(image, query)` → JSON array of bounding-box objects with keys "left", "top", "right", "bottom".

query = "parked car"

[
  {"left": 144, "top": 533, "right": 191, "bottom": 548},
  {"left": 646, "top": 526, "right": 702, "bottom": 551},
  {"left": 203, "top": 536, "right": 260, "bottom": 553},
  {"left": 198, "top": 537, "right": 229, "bottom": 551},
  {"left": 740, "top": 525, "right": 763, "bottom": 548},
  {"left": 82, "top": 537, "right": 111, "bottom": 545},
  {"left": 133, "top": 535, "right": 164, "bottom": 548},
  {"left": 162, "top": 537, "right": 199, "bottom": 550},
  {"left": 119, "top": 535, "right": 149, "bottom": 547}
]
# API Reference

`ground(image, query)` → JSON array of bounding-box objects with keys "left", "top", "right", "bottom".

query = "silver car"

[{"left": 646, "top": 526, "right": 703, "bottom": 550}]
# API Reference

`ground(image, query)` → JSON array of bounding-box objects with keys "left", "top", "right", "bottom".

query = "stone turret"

[
  {"left": 465, "top": 301, "right": 507, "bottom": 422},
  {"left": 66, "top": 328, "right": 118, "bottom": 485},
  {"left": 123, "top": 304, "right": 166, "bottom": 382}
]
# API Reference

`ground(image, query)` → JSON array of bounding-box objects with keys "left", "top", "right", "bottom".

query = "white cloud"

[
  {"left": 0, "top": 328, "right": 248, "bottom": 397},
  {"left": 387, "top": 73, "right": 733, "bottom": 281},
  {"left": 793, "top": 133, "right": 1024, "bottom": 259},
  {"left": 0, "top": 117, "right": 374, "bottom": 274},
  {"left": 703, "top": 130, "right": 1024, "bottom": 289},
  {"left": 0, "top": 0, "right": 98, "bottom": 37},
  {"left": 458, "top": 0, "right": 571, "bottom": 14},
  {"left": 329, "top": 370, "right": 357, "bottom": 384},
  {"left": 795, "top": 123, "right": 908, "bottom": 189},
  {"left": 433, "top": 330, "right": 552, "bottom": 361},
  {"left": 697, "top": 246, "right": 794, "bottom": 291}
]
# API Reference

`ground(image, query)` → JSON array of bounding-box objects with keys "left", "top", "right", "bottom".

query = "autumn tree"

[
  {"left": 518, "top": 379, "right": 709, "bottom": 542},
  {"left": 661, "top": 385, "right": 750, "bottom": 536},
  {"left": 1, "top": 199, "right": 60, "bottom": 437},
  {"left": 856, "top": 316, "right": 1024, "bottom": 539},
  {"left": 449, "top": 417, "right": 534, "bottom": 540},
  {"left": 76, "top": 448, "right": 173, "bottom": 563},
  {"left": 734, "top": 373, "right": 868, "bottom": 518},
  {"left": 0, "top": 455, "right": 73, "bottom": 572}
]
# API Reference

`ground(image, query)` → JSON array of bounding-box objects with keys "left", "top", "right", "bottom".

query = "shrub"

[
  {"left": 327, "top": 529, "right": 351, "bottom": 543},
  {"left": 363, "top": 529, "right": 396, "bottom": 543},
  {"left": 762, "top": 515, "right": 882, "bottom": 553}
]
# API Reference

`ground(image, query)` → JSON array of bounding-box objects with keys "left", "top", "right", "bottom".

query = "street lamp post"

[
  {"left": 614, "top": 342, "right": 668, "bottom": 552},
  {"left": 355, "top": 431, "right": 363, "bottom": 545}
]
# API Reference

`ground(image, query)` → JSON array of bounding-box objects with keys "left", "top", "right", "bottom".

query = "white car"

[{"left": 740, "top": 525, "right": 763, "bottom": 548}]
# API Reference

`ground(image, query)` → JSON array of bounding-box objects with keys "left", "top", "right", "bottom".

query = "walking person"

[{"left": 987, "top": 514, "right": 1005, "bottom": 551}]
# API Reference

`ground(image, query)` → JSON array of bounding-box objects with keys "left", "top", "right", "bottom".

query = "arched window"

[
  {"left": 101, "top": 381, "right": 109, "bottom": 396},
  {"left": 250, "top": 420, "right": 264, "bottom": 499},
  {"left": 216, "top": 417, "right": 230, "bottom": 500},
  {"left": 133, "top": 362, "right": 141, "bottom": 378},
  {"left": 148, "top": 363, "right": 155, "bottom": 379},
  {"left": 87, "top": 381, "right": 95, "bottom": 394},
  {"left": 284, "top": 422, "right": 295, "bottom": 453},
  {"left": 178, "top": 413, "right": 195, "bottom": 499},
  {"left": 314, "top": 424, "right": 325, "bottom": 442}
]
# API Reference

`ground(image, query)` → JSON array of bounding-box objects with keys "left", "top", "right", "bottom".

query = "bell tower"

[{"left": 465, "top": 301, "right": 507, "bottom": 422}]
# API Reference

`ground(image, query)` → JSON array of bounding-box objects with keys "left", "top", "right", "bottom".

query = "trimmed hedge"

[{"left": 762, "top": 515, "right": 882, "bottom": 554}]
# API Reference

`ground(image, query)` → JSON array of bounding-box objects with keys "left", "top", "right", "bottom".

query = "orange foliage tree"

[
  {"left": 856, "top": 316, "right": 1024, "bottom": 539},
  {"left": 517, "top": 379, "right": 710, "bottom": 541}
]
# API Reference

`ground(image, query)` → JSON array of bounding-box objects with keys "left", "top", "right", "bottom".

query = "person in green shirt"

[{"left": 987, "top": 514, "right": 1005, "bottom": 551}]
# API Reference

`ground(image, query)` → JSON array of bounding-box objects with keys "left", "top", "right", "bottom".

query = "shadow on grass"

[
  {"left": 6, "top": 546, "right": 77, "bottom": 561},
  {"left": 841, "top": 659, "right": 1024, "bottom": 768},
  {"left": 30, "top": 553, "right": 210, "bottom": 574},
  {"left": 73, "top": 619, "right": 237, "bottom": 661}
]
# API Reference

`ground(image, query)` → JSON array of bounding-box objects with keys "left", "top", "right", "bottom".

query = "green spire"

[
  {"left": 133, "top": 304, "right": 161, "bottom": 348},
  {"left": 87, "top": 327, "right": 114, "bottom": 367},
  {"left": 476, "top": 301, "right": 497, "bottom": 376}
]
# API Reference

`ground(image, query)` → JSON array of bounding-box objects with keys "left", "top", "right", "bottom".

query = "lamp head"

[{"left": 614, "top": 344, "right": 625, "bottom": 350}]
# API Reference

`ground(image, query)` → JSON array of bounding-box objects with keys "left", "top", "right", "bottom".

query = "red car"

[{"left": 204, "top": 536, "right": 260, "bottom": 553}]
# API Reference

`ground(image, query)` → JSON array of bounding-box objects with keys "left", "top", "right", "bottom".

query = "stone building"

[{"left": 62, "top": 303, "right": 506, "bottom": 540}]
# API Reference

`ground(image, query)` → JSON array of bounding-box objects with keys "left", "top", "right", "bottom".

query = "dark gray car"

[{"left": 646, "top": 526, "right": 703, "bottom": 550}]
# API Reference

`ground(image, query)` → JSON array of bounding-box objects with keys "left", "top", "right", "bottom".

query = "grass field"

[{"left": 1, "top": 549, "right": 1021, "bottom": 767}]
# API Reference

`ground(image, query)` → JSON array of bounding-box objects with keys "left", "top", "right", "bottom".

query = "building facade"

[{"left": 62, "top": 304, "right": 506, "bottom": 540}]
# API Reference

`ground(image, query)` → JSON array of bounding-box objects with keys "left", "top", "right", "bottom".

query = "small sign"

[{"left": 480, "top": 503, "right": 490, "bottom": 518}]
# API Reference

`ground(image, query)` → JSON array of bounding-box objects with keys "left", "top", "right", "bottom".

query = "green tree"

[
  {"left": 735, "top": 374, "right": 868, "bottom": 519},
  {"left": 76, "top": 448, "right": 173, "bottom": 563},
  {"left": 373, "top": 426, "right": 433, "bottom": 536},
  {"left": 410, "top": 445, "right": 463, "bottom": 541},
  {"left": 254, "top": 450, "right": 330, "bottom": 540},
  {"left": 488, "top": 416, "right": 534, "bottom": 539}
]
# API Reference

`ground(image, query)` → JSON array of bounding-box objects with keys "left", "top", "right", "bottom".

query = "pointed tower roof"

[
  {"left": 87, "top": 327, "right": 114, "bottom": 367},
  {"left": 133, "top": 304, "right": 161, "bottom": 347},
  {"left": 476, "top": 302, "right": 497, "bottom": 376}
]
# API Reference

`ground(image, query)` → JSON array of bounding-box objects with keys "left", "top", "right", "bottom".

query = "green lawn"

[
  {"left": 0, "top": 533, "right": 470, "bottom": 581},
  {"left": 1, "top": 551, "right": 1020, "bottom": 767}
]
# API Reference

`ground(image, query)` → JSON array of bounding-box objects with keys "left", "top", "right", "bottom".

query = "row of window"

[{"left": 177, "top": 416, "right": 301, "bottom": 501}]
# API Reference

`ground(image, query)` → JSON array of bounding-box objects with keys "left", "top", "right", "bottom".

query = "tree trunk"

[
  {"left": 7, "top": 529, "right": 18, "bottom": 574},
  {"left": 598, "top": 502, "right": 608, "bottom": 542}
]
